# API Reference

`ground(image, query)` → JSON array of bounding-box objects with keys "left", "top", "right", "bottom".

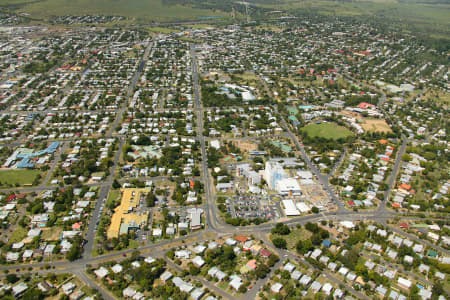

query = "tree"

[
  {"left": 311, "top": 206, "right": 319, "bottom": 213},
  {"left": 5, "top": 274, "right": 19, "bottom": 284},
  {"left": 402, "top": 154, "right": 411, "bottom": 162},
  {"left": 271, "top": 237, "right": 287, "bottom": 249},
  {"left": 255, "top": 264, "right": 270, "bottom": 279},
  {"left": 112, "top": 179, "right": 121, "bottom": 189},
  {"left": 305, "top": 222, "right": 319, "bottom": 233},
  {"left": 22, "top": 288, "right": 45, "bottom": 300},
  {"left": 311, "top": 234, "right": 322, "bottom": 246},
  {"left": 146, "top": 192, "right": 157, "bottom": 207},
  {"left": 136, "top": 135, "right": 151, "bottom": 145},
  {"left": 271, "top": 223, "right": 291, "bottom": 235},
  {"left": 238, "top": 285, "right": 247, "bottom": 294},
  {"left": 296, "top": 239, "right": 313, "bottom": 254},
  {"left": 431, "top": 282, "right": 444, "bottom": 299},
  {"left": 189, "top": 265, "right": 200, "bottom": 275}
]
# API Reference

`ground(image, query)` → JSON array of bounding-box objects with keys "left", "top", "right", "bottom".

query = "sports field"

[
  {"left": 0, "top": 169, "right": 41, "bottom": 186},
  {"left": 301, "top": 122, "right": 354, "bottom": 140}
]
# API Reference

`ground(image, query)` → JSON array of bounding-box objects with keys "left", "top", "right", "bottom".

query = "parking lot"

[{"left": 226, "top": 195, "right": 280, "bottom": 221}]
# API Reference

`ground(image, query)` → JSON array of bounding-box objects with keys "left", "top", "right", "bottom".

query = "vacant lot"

[
  {"left": 361, "top": 118, "right": 392, "bottom": 133},
  {"left": 423, "top": 89, "right": 450, "bottom": 105},
  {"left": 271, "top": 227, "right": 312, "bottom": 250},
  {"left": 0, "top": 169, "right": 41, "bottom": 186},
  {"left": 9, "top": 226, "right": 27, "bottom": 244},
  {"left": 42, "top": 226, "right": 63, "bottom": 241},
  {"left": 302, "top": 122, "right": 354, "bottom": 140}
]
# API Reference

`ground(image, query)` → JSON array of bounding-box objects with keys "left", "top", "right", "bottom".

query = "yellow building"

[{"left": 107, "top": 188, "right": 149, "bottom": 239}]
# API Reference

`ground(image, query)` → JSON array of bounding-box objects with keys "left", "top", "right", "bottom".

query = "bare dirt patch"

[
  {"left": 361, "top": 118, "right": 392, "bottom": 133},
  {"left": 340, "top": 111, "right": 392, "bottom": 132}
]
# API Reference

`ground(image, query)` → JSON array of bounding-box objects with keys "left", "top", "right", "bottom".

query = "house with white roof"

[
  {"left": 310, "top": 281, "right": 322, "bottom": 292},
  {"left": 299, "top": 275, "right": 312, "bottom": 286},
  {"left": 192, "top": 256, "right": 205, "bottom": 267},
  {"left": 229, "top": 275, "right": 242, "bottom": 290},
  {"left": 322, "top": 283, "right": 333, "bottom": 295},
  {"left": 160, "top": 271, "right": 173, "bottom": 282},
  {"left": 94, "top": 267, "right": 109, "bottom": 279},
  {"left": 283, "top": 262, "right": 295, "bottom": 273},
  {"left": 291, "top": 270, "right": 302, "bottom": 280},
  {"left": 271, "top": 282, "right": 283, "bottom": 294},
  {"left": 398, "top": 277, "right": 412, "bottom": 290}
]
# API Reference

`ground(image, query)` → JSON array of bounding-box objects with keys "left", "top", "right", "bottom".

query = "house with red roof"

[
  {"left": 399, "top": 222, "right": 409, "bottom": 229},
  {"left": 399, "top": 184, "right": 411, "bottom": 191},
  {"left": 357, "top": 102, "right": 376, "bottom": 110},
  {"left": 260, "top": 249, "right": 271, "bottom": 258},
  {"left": 247, "top": 259, "right": 257, "bottom": 270},
  {"left": 235, "top": 235, "right": 249, "bottom": 243},
  {"left": 72, "top": 222, "right": 82, "bottom": 230}
]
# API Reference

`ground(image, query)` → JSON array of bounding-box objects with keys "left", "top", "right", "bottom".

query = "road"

[
  {"left": 190, "top": 44, "right": 229, "bottom": 233},
  {"left": 82, "top": 138, "right": 124, "bottom": 259},
  {"left": 380, "top": 135, "right": 407, "bottom": 211}
]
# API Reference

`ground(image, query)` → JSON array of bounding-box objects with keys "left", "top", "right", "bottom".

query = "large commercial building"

[
  {"left": 107, "top": 188, "right": 149, "bottom": 239},
  {"left": 264, "top": 161, "right": 287, "bottom": 189},
  {"left": 264, "top": 161, "right": 301, "bottom": 195},
  {"left": 275, "top": 178, "right": 302, "bottom": 196}
]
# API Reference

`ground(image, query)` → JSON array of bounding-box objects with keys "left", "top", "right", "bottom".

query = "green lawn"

[
  {"left": 271, "top": 228, "right": 312, "bottom": 251},
  {"left": 147, "top": 27, "right": 180, "bottom": 34},
  {"left": 0, "top": 169, "right": 42, "bottom": 186},
  {"left": 301, "top": 122, "right": 354, "bottom": 140},
  {"left": 9, "top": 226, "right": 28, "bottom": 244},
  {"left": 106, "top": 189, "right": 121, "bottom": 209}
]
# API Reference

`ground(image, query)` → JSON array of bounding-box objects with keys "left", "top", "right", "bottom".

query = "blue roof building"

[
  {"left": 17, "top": 158, "right": 34, "bottom": 169},
  {"left": 322, "top": 239, "right": 332, "bottom": 248}
]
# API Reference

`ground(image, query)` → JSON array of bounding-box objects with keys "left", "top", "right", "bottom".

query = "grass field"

[
  {"left": 301, "top": 122, "right": 354, "bottom": 140},
  {"left": 146, "top": 26, "right": 180, "bottom": 34},
  {"left": 235, "top": 72, "right": 259, "bottom": 82},
  {"left": 9, "top": 226, "right": 27, "bottom": 244},
  {"left": 0, "top": 169, "right": 41, "bottom": 186},
  {"left": 423, "top": 89, "right": 450, "bottom": 105},
  {"left": 271, "top": 227, "right": 312, "bottom": 250},
  {"left": 5, "top": 0, "right": 229, "bottom": 22},
  {"left": 106, "top": 189, "right": 121, "bottom": 209},
  {"left": 42, "top": 226, "right": 63, "bottom": 241}
]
